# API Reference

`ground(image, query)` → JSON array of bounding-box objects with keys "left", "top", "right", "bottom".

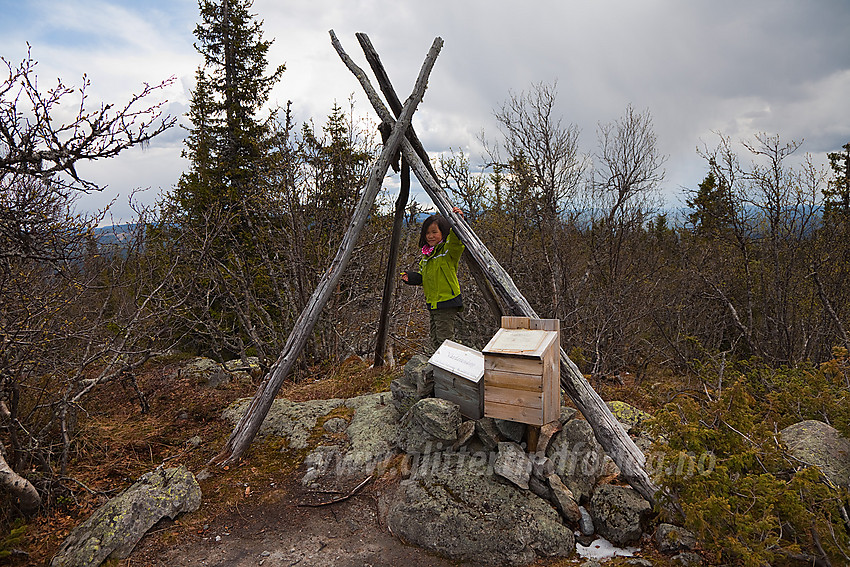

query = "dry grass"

[{"left": 280, "top": 355, "right": 399, "bottom": 401}]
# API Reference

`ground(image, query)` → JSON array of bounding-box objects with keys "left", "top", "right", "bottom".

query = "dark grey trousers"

[{"left": 429, "top": 306, "right": 462, "bottom": 352}]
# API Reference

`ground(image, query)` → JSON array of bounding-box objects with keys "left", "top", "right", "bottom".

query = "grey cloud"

[{"left": 3, "top": 0, "right": 848, "bottom": 216}]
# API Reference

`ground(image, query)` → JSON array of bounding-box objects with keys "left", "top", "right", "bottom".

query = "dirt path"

[{"left": 131, "top": 478, "right": 464, "bottom": 567}]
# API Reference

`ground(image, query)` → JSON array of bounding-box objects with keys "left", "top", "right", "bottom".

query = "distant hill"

[{"left": 93, "top": 223, "right": 137, "bottom": 247}]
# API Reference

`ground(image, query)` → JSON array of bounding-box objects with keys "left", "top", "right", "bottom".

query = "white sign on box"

[{"left": 428, "top": 340, "right": 484, "bottom": 383}]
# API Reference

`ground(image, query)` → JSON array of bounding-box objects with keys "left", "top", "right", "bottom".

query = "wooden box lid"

[
  {"left": 428, "top": 340, "right": 484, "bottom": 383},
  {"left": 483, "top": 328, "right": 558, "bottom": 359}
]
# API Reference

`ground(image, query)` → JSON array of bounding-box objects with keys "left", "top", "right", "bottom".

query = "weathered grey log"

[
  {"left": 0, "top": 438, "right": 40, "bottom": 515},
  {"left": 338, "top": 33, "right": 658, "bottom": 506},
  {"left": 210, "top": 34, "right": 444, "bottom": 467},
  {"left": 374, "top": 159, "right": 409, "bottom": 367}
]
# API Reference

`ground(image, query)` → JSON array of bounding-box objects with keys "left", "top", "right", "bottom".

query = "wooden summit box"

[
  {"left": 483, "top": 317, "right": 560, "bottom": 426},
  {"left": 428, "top": 340, "right": 485, "bottom": 419}
]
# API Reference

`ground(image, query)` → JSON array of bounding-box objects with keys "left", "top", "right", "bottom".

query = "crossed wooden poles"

[{"left": 211, "top": 32, "right": 660, "bottom": 507}]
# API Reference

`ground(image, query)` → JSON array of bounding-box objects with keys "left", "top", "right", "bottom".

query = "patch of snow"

[{"left": 575, "top": 535, "right": 638, "bottom": 559}]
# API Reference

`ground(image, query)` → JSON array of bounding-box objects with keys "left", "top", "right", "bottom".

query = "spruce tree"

[
  {"left": 156, "top": 0, "right": 285, "bottom": 359},
  {"left": 172, "top": 0, "right": 284, "bottom": 222},
  {"left": 687, "top": 171, "right": 734, "bottom": 237},
  {"left": 825, "top": 142, "right": 850, "bottom": 220}
]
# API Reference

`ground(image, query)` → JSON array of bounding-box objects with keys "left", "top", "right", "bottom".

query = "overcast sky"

[{"left": 2, "top": 0, "right": 849, "bottom": 223}]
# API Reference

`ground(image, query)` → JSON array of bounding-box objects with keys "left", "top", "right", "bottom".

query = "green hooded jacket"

[{"left": 406, "top": 228, "right": 465, "bottom": 309}]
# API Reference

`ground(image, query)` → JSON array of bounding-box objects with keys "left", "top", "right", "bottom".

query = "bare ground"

[{"left": 130, "top": 473, "right": 465, "bottom": 567}]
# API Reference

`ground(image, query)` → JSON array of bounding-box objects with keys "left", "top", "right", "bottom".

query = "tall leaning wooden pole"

[
  {"left": 210, "top": 34, "right": 444, "bottom": 467},
  {"left": 373, "top": 159, "right": 409, "bottom": 367},
  {"left": 332, "top": 33, "right": 661, "bottom": 506}
]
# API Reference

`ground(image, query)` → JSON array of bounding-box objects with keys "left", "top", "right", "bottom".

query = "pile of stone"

[{"left": 382, "top": 355, "right": 703, "bottom": 566}]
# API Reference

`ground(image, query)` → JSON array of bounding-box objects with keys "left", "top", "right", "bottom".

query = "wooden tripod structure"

[{"left": 211, "top": 32, "right": 660, "bottom": 506}]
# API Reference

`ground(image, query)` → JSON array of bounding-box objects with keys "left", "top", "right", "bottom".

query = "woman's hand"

[
  {"left": 452, "top": 206, "right": 464, "bottom": 218},
  {"left": 400, "top": 271, "right": 409, "bottom": 282}
]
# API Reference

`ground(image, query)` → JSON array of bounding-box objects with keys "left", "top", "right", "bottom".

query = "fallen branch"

[{"left": 296, "top": 475, "right": 373, "bottom": 507}]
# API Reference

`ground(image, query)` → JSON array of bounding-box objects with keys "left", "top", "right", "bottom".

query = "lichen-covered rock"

[
  {"left": 223, "top": 356, "right": 261, "bottom": 381},
  {"left": 780, "top": 419, "right": 850, "bottom": 488},
  {"left": 547, "top": 473, "right": 582, "bottom": 524},
  {"left": 395, "top": 398, "right": 460, "bottom": 453},
  {"left": 671, "top": 551, "right": 704, "bottom": 566},
  {"left": 453, "top": 420, "right": 476, "bottom": 450},
  {"left": 606, "top": 400, "right": 651, "bottom": 434},
  {"left": 546, "top": 418, "right": 605, "bottom": 503},
  {"left": 322, "top": 417, "right": 348, "bottom": 433},
  {"left": 222, "top": 397, "right": 344, "bottom": 449},
  {"left": 407, "top": 354, "right": 435, "bottom": 397},
  {"left": 655, "top": 523, "right": 697, "bottom": 553},
  {"left": 181, "top": 356, "right": 221, "bottom": 379},
  {"left": 385, "top": 453, "right": 574, "bottom": 565},
  {"left": 494, "top": 442, "right": 532, "bottom": 489},
  {"left": 181, "top": 356, "right": 228, "bottom": 388},
  {"left": 389, "top": 377, "right": 419, "bottom": 414},
  {"left": 559, "top": 407, "right": 577, "bottom": 424},
  {"left": 528, "top": 474, "right": 551, "bottom": 499},
  {"left": 589, "top": 483, "right": 652, "bottom": 546},
  {"left": 475, "top": 417, "right": 502, "bottom": 450},
  {"left": 340, "top": 393, "right": 400, "bottom": 476},
  {"left": 495, "top": 419, "right": 526, "bottom": 443},
  {"left": 301, "top": 445, "right": 341, "bottom": 486},
  {"left": 530, "top": 455, "right": 555, "bottom": 480},
  {"left": 389, "top": 355, "right": 434, "bottom": 414},
  {"left": 51, "top": 466, "right": 201, "bottom": 567}
]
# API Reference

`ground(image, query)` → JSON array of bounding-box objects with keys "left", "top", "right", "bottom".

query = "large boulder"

[
  {"left": 546, "top": 418, "right": 605, "bottom": 503},
  {"left": 51, "top": 466, "right": 201, "bottom": 567},
  {"left": 589, "top": 483, "right": 652, "bottom": 546},
  {"left": 385, "top": 452, "right": 574, "bottom": 565},
  {"left": 395, "top": 398, "right": 461, "bottom": 453},
  {"left": 300, "top": 393, "right": 402, "bottom": 485},
  {"left": 338, "top": 393, "right": 401, "bottom": 476},
  {"left": 655, "top": 523, "right": 698, "bottom": 554},
  {"left": 180, "top": 356, "right": 228, "bottom": 388},
  {"left": 222, "top": 397, "right": 344, "bottom": 449},
  {"left": 780, "top": 420, "right": 850, "bottom": 488}
]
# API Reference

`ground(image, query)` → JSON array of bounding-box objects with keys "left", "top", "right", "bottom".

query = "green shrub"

[
  {"left": 0, "top": 521, "right": 27, "bottom": 560},
  {"left": 651, "top": 350, "right": 850, "bottom": 566}
]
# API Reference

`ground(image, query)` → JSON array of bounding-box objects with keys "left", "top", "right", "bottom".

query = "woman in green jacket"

[{"left": 401, "top": 207, "right": 465, "bottom": 351}]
